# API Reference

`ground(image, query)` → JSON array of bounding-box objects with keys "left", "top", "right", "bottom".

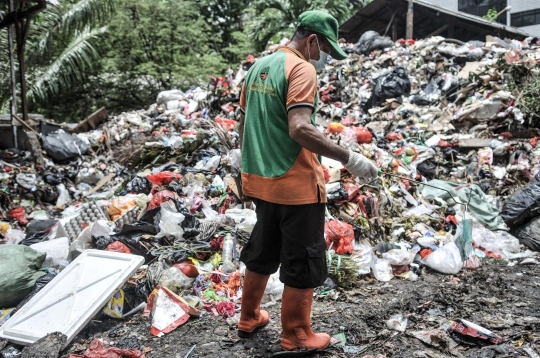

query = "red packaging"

[
  {"left": 147, "top": 172, "right": 182, "bottom": 186},
  {"left": 105, "top": 241, "right": 132, "bottom": 254},
  {"left": 448, "top": 319, "right": 503, "bottom": 345},
  {"left": 324, "top": 220, "right": 354, "bottom": 255},
  {"left": 355, "top": 127, "right": 373, "bottom": 144},
  {"left": 148, "top": 190, "right": 177, "bottom": 210},
  {"left": 7, "top": 207, "right": 28, "bottom": 226}
]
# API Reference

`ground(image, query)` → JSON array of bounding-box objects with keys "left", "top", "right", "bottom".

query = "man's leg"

[
  {"left": 238, "top": 199, "right": 282, "bottom": 337},
  {"left": 279, "top": 202, "right": 330, "bottom": 351}
]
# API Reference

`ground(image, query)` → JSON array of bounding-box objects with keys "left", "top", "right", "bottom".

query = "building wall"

[
  {"left": 520, "top": 24, "right": 540, "bottom": 33},
  {"left": 511, "top": 0, "right": 540, "bottom": 13},
  {"left": 426, "top": 0, "right": 458, "bottom": 11}
]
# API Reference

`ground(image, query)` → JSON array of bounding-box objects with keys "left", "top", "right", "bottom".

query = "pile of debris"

[{"left": 1, "top": 31, "right": 540, "bottom": 356}]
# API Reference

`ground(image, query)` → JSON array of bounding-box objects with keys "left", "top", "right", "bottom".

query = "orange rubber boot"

[
  {"left": 237, "top": 269, "right": 270, "bottom": 338},
  {"left": 280, "top": 286, "right": 330, "bottom": 351}
]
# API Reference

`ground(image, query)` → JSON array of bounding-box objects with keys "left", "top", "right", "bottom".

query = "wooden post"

[
  {"left": 406, "top": 0, "right": 414, "bottom": 39},
  {"left": 8, "top": 0, "right": 18, "bottom": 148}
]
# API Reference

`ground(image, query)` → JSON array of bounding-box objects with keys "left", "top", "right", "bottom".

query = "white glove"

[{"left": 345, "top": 150, "right": 378, "bottom": 178}]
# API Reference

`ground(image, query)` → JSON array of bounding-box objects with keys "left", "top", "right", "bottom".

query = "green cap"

[{"left": 298, "top": 10, "right": 347, "bottom": 60}]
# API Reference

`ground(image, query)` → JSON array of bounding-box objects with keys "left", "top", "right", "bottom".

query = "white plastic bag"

[
  {"left": 351, "top": 243, "right": 374, "bottom": 275},
  {"left": 424, "top": 242, "right": 463, "bottom": 274},
  {"left": 225, "top": 208, "right": 257, "bottom": 233},
  {"left": 56, "top": 184, "right": 70, "bottom": 207},
  {"left": 261, "top": 272, "right": 284, "bottom": 304},
  {"left": 382, "top": 249, "right": 413, "bottom": 266},
  {"left": 5, "top": 229, "right": 25, "bottom": 244},
  {"left": 386, "top": 313, "right": 408, "bottom": 332},
  {"left": 156, "top": 202, "right": 185, "bottom": 239},
  {"left": 472, "top": 225, "right": 520, "bottom": 257},
  {"left": 30, "top": 237, "right": 70, "bottom": 268},
  {"left": 371, "top": 258, "right": 393, "bottom": 282},
  {"left": 70, "top": 220, "right": 114, "bottom": 258}
]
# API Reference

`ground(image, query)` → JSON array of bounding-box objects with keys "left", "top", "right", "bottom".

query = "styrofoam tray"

[{"left": 0, "top": 250, "right": 144, "bottom": 348}]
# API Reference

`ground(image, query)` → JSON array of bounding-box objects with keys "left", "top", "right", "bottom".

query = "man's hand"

[{"left": 345, "top": 150, "right": 377, "bottom": 178}]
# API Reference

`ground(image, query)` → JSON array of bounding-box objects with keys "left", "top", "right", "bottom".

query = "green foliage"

[
  {"left": 247, "top": 0, "right": 352, "bottom": 52},
  {"left": 483, "top": 7, "right": 499, "bottom": 22}
]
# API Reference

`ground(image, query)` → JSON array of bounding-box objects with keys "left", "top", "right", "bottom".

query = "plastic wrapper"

[
  {"left": 108, "top": 198, "right": 137, "bottom": 221},
  {"left": 447, "top": 319, "right": 503, "bottom": 346},
  {"left": 147, "top": 171, "right": 183, "bottom": 186},
  {"left": 325, "top": 220, "right": 355, "bottom": 255},
  {"left": 351, "top": 244, "right": 374, "bottom": 275},
  {"left": 424, "top": 242, "right": 463, "bottom": 274},
  {"left": 66, "top": 338, "right": 140, "bottom": 358},
  {"left": 371, "top": 258, "right": 393, "bottom": 282},
  {"left": 103, "top": 289, "right": 125, "bottom": 318},
  {"left": 143, "top": 285, "right": 200, "bottom": 336}
]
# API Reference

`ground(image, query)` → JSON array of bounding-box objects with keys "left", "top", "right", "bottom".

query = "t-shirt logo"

[{"left": 260, "top": 66, "right": 269, "bottom": 81}]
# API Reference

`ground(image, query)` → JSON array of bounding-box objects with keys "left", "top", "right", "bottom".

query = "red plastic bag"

[
  {"left": 67, "top": 338, "right": 141, "bottom": 358},
  {"left": 105, "top": 241, "right": 132, "bottom": 254},
  {"left": 386, "top": 132, "right": 404, "bottom": 141},
  {"left": 324, "top": 220, "right": 354, "bottom": 255},
  {"left": 354, "top": 127, "right": 373, "bottom": 144},
  {"left": 215, "top": 117, "right": 237, "bottom": 131},
  {"left": 7, "top": 207, "right": 28, "bottom": 226},
  {"left": 146, "top": 172, "right": 183, "bottom": 186},
  {"left": 148, "top": 190, "right": 177, "bottom": 210}
]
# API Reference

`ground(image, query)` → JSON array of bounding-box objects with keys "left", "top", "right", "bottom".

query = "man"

[{"left": 236, "top": 10, "right": 378, "bottom": 354}]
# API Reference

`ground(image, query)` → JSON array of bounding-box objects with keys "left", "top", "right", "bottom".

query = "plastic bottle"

[{"left": 222, "top": 234, "right": 234, "bottom": 263}]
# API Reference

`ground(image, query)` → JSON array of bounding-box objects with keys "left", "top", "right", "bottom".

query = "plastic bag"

[
  {"left": 119, "top": 175, "right": 152, "bottom": 196},
  {"left": 42, "top": 131, "right": 88, "bottom": 161},
  {"left": 510, "top": 216, "right": 540, "bottom": 252},
  {"left": 147, "top": 172, "right": 183, "bottom": 186},
  {"left": 14, "top": 271, "right": 56, "bottom": 311},
  {"left": 56, "top": 184, "right": 70, "bottom": 207},
  {"left": 4, "top": 229, "right": 25, "bottom": 245},
  {"left": 473, "top": 225, "right": 521, "bottom": 256},
  {"left": 501, "top": 172, "right": 540, "bottom": 227},
  {"left": 454, "top": 219, "right": 473, "bottom": 261},
  {"left": 382, "top": 249, "right": 413, "bottom": 266},
  {"left": 364, "top": 67, "right": 411, "bottom": 110},
  {"left": 386, "top": 314, "right": 408, "bottom": 332},
  {"left": 351, "top": 243, "right": 374, "bottom": 275},
  {"left": 0, "top": 245, "right": 46, "bottom": 307},
  {"left": 371, "top": 258, "right": 393, "bottom": 282},
  {"left": 354, "top": 30, "right": 394, "bottom": 55},
  {"left": 147, "top": 190, "right": 177, "bottom": 210},
  {"left": 7, "top": 207, "right": 28, "bottom": 226},
  {"left": 29, "top": 237, "right": 70, "bottom": 267},
  {"left": 105, "top": 241, "right": 132, "bottom": 254},
  {"left": 70, "top": 220, "right": 114, "bottom": 258},
  {"left": 76, "top": 168, "right": 104, "bottom": 185},
  {"left": 66, "top": 338, "right": 140, "bottom": 358},
  {"left": 325, "top": 221, "right": 354, "bottom": 255},
  {"left": 156, "top": 202, "right": 185, "bottom": 240},
  {"left": 158, "top": 267, "right": 194, "bottom": 294},
  {"left": 424, "top": 242, "right": 463, "bottom": 274}
]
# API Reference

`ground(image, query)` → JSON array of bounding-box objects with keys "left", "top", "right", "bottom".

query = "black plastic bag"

[
  {"left": 20, "top": 220, "right": 59, "bottom": 246},
  {"left": 14, "top": 272, "right": 57, "bottom": 311},
  {"left": 501, "top": 172, "right": 540, "bottom": 227},
  {"left": 123, "top": 282, "right": 150, "bottom": 309},
  {"left": 42, "top": 132, "right": 89, "bottom": 162},
  {"left": 510, "top": 216, "right": 540, "bottom": 252},
  {"left": 119, "top": 175, "right": 152, "bottom": 196},
  {"left": 327, "top": 185, "right": 348, "bottom": 202},
  {"left": 417, "top": 160, "right": 436, "bottom": 178},
  {"left": 92, "top": 235, "right": 115, "bottom": 250},
  {"left": 364, "top": 67, "right": 411, "bottom": 110},
  {"left": 354, "top": 31, "right": 394, "bottom": 55},
  {"left": 110, "top": 222, "right": 158, "bottom": 261}
]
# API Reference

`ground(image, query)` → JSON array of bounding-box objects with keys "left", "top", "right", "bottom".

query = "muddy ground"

[{"left": 57, "top": 258, "right": 540, "bottom": 358}]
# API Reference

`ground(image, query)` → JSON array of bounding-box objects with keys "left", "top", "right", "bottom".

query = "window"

[
  {"left": 512, "top": 9, "right": 540, "bottom": 27},
  {"left": 458, "top": 0, "right": 508, "bottom": 24}
]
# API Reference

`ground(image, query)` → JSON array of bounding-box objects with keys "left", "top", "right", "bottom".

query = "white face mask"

[{"left": 308, "top": 37, "right": 328, "bottom": 73}]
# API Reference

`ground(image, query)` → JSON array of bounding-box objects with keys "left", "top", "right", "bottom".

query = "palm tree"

[
  {"left": 247, "top": 0, "right": 352, "bottom": 52},
  {"left": 0, "top": 0, "right": 114, "bottom": 112}
]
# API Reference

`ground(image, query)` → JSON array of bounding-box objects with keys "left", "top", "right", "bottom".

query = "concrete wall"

[{"left": 426, "top": 0, "right": 458, "bottom": 11}]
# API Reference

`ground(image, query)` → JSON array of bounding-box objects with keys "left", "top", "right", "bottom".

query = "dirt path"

[{"left": 62, "top": 259, "right": 540, "bottom": 358}]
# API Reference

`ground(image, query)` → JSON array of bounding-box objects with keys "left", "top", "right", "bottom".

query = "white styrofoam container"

[{"left": 0, "top": 250, "right": 144, "bottom": 348}]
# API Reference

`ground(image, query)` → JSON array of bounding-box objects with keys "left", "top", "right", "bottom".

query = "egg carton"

[
  {"left": 63, "top": 204, "right": 109, "bottom": 241},
  {"left": 111, "top": 206, "right": 141, "bottom": 230}
]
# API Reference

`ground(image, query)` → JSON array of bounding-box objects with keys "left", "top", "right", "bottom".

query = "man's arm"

[
  {"left": 238, "top": 112, "right": 245, "bottom": 149},
  {"left": 288, "top": 107, "right": 349, "bottom": 164}
]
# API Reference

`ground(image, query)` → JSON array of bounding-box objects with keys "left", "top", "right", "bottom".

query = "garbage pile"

[{"left": 1, "top": 32, "right": 540, "bottom": 355}]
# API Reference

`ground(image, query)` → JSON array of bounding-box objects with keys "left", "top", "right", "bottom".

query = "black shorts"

[{"left": 239, "top": 198, "right": 328, "bottom": 289}]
